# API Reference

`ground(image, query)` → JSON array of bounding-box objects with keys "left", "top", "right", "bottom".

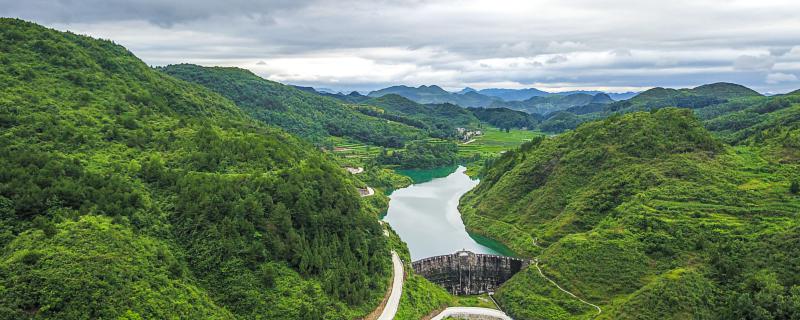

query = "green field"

[{"left": 458, "top": 127, "right": 542, "bottom": 158}]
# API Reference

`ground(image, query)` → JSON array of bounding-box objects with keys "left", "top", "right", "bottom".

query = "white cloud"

[
  {"left": 766, "top": 72, "right": 798, "bottom": 84},
  {"left": 734, "top": 54, "right": 775, "bottom": 71},
  {"left": 8, "top": 0, "right": 800, "bottom": 93}
]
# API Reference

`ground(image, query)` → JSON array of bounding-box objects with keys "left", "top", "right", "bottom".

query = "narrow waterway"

[{"left": 382, "top": 165, "right": 515, "bottom": 261}]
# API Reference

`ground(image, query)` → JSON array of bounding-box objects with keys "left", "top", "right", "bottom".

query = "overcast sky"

[{"left": 4, "top": 0, "right": 800, "bottom": 93}]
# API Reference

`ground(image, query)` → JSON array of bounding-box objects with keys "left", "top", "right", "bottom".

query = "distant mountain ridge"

[
  {"left": 489, "top": 92, "right": 615, "bottom": 115},
  {"left": 367, "top": 85, "right": 498, "bottom": 107},
  {"left": 362, "top": 85, "right": 638, "bottom": 108}
]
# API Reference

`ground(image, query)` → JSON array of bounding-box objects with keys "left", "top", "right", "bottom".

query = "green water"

[{"left": 383, "top": 166, "right": 516, "bottom": 260}]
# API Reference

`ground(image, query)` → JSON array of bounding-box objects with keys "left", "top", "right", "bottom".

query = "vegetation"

[
  {"left": 467, "top": 107, "right": 540, "bottom": 130},
  {"left": 377, "top": 140, "right": 460, "bottom": 169},
  {"left": 362, "top": 94, "right": 480, "bottom": 139},
  {"left": 530, "top": 82, "right": 769, "bottom": 134},
  {"left": 368, "top": 85, "right": 498, "bottom": 107},
  {"left": 160, "top": 64, "right": 426, "bottom": 147},
  {"left": 0, "top": 19, "right": 390, "bottom": 319},
  {"left": 460, "top": 108, "right": 800, "bottom": 319},
  {"left": 490, "top": 93, "right": 613, "bottom": 115}
]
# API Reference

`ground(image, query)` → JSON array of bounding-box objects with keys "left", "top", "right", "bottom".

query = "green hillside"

[
  {"left": 609, "top": 82, "right": 762, "bottom": 114},
  {"left": 460, "top": 108, "right": 800, "bottom": 319},
  {"left": 0, "top": 18, "right": 390, "bottom": 319},
  {"left": 160, "top": 64, "right": 426, "bottom": 147},
  {"left": 466, "top": 107, "right": 541, "bottom": 130},
  {"left": 361, "top": 94, "right": 480, "bottom": 138},
  {"left": 491, "top": 93, "right": 613, "bottom": 115},
  {"left": 367, "top": 85, "right": 499, "bottom": 107},
  {"left": 533, "top": 82, "right": 768, "bottom": 133}
]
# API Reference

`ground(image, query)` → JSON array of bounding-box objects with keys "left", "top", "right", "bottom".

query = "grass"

[
  {"left": 458, "top": 127, "right": 542, "bottom": 158},
  {"left": 451, "top": 294, "right": 500, "bottom": 309}
]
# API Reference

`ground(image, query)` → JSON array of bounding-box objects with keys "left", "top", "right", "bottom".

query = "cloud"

[
  {"left": 734, "top": 54, "right": 775, "bottom": 71},
  {"left": 766, "top": 72, "right": 798, "bottom": 84},
  {"left": 6, "top": 0, "right": 800, "bottom": 93},
  {"left": 546, "top": 55, "right": 568, "bottom": 64},
  {"left": 611, "top": 49, "right": 633, "bottom": 57},
  {"left": 1, "top": 0, "right": 311, "bottom": 27}
]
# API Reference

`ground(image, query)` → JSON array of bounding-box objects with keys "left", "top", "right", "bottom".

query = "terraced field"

[{"left": 458, "top": 127, "right": 542, "bottom": 158}]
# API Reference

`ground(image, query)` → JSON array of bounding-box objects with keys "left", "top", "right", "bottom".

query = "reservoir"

[{"left": 383, "top": 165, "right": 515, "bottom": 260}]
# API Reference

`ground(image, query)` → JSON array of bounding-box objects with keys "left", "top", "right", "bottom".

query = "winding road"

[
  {"left": 377, "top": 251, "right": 404, "bottom": 320},
  {"left": 430, "top": 307, "right": 512, "bottom": 320}
]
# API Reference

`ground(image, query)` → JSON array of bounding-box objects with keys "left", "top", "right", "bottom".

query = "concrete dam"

[{"left": 412, "top": 250, "right": 529, "bottom": 295}]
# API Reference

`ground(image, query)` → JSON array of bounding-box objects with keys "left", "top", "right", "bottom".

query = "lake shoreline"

[{"left": 382, "top": 166, "right": 517, "bottom": 261}]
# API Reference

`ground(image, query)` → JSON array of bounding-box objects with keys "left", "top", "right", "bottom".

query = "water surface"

[{"left": 383, "top": 166, "right": 514, "bottom": 260}]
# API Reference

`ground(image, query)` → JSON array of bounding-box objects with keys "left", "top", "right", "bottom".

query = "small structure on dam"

[{"left": 412, "top": 250, "right": 529, "bottom": 295}]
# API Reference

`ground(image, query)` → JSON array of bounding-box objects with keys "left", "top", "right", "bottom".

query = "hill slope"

[
  {"left": 491, "top": 93, "right": 613, "bottom": 115},
  {"left": 460, "top": 108, "right": 800, "bottom": 319},
  {"left": 160, "top": 64, "right": 425, "bottom": 147},
  {"left": 368, "top": 85, "right": 499, "bottom": 107},
  {"left": 608, "top": 82, "right": 763, "bottom": 114},
  {"left": 361, "top": 94, "right": 479, "bottom": 138},
  {"left": 0, "top": 18, "right": 389, "bottom": 319}
]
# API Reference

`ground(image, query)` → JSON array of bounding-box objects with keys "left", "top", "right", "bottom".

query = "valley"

[{"left": 1, "top": 12, "right": 799, "bottom": 320}]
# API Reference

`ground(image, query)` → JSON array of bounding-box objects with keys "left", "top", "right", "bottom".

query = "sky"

[{"left": 3, "top": 0, "right": 800, "bottom": 94}]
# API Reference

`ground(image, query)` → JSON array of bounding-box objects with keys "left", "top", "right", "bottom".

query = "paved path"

[
  {"left": 377, "top": 251, "right": 404, "bottom": 320},
  {"left": 346, "top": 166, "right": 365, "bottom": 174},
  {"left": 430, "top": 307, "right": 512, "bottom": 320},
  {"left": 360, "top": 186, "right": 375, "bottom": 197},
  {"left": 533, "top": 260, "right": 602, "bottom": 315}
]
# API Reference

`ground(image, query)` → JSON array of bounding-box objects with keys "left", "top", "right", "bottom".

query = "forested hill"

[
  {"left": 0, "top": 18, "right": 390, "bottom": 319},
  {"left": 160, "top": 64, "right": 426, "bottom": 147},
  {"left": 460, "top": 108, "right": 800, "bottom": 319},
  {"left": 361, "top": 94, "right": 480, "bottom": 137},
  {"left": 528, "top": 82, "right": 772, "bottom": 134},
  {"left": 489, "top": 92, "right": 613, "bottom": 115},
  {"left": 367, "top": 84, "right": 499, "bottom": 107},
  {"left": 608, "top": 82, "right": 763, "bottom": 114}
]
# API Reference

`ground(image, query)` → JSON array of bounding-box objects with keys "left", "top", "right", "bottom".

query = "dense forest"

[
  {"left": 376, "top": 140, "right": 460, "bottom": 169},
  {"left": 467, "top": 107, "right": 541, "bottom": 130},
  {"left": 160, "top": 64, "right": 426, "bottom": 148},
  {"left": 361, "top": 94, "right": 480, "bottom": 139},
  {"left": 461, "top": 108, "right": 800, "bottom": 319},
  {"left": 0, "top": 19, "right": 391, "bottom": 319},
  {"left": 529, "top": 82, "right": 771, "bottom": 134}
]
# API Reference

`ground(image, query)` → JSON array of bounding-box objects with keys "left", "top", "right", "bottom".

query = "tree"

[{"left": 791, "top": 180, "right": 799, "bottom": 194}]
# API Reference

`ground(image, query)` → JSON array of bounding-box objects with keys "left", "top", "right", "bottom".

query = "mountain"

[
  {"left": 0, "top": 18, "right": 390, "bottom": 319},
  {"left": 531, "top": 82, "right": 769, "bottom": 134},
  {"left": 161, "top": 64, "right": 425, "bottom": 147},
  {"left": 466, "top": 107, "right": 541, "bottom": 129},
  {"left": 476, "top": 88, "right": 638, "bottom": 101},
  {"left": 551, "top": 90, "right": 638, "bottom": 101},
  {"left": 460, "top": 108, "right": 800, "bottom": 319},
  {"left": 609, "top": 82, "right": 763, "bottom": 114},
  {"left": 359, "top": 94, "right": 479, "bottom": 138},
  {"left": 367, "top": 85, "right": 638, "bottom": 108},
  {"left": 458, "top": 87, "right": 477, "bottom": 94},
  {"left": 605, "top": 92, "right": 640, "bottom": 100},
  {"left": 477, "top": 88, "right": 550, "bottom": 101},
  {"left": 490, "top": 93, "right": 614, "bottom": 115},
  {"left": 368, "top": 85, "right": 499, "bottom": 107},
  {"left": 291, "top": 85, "right": 371, "bottom": 103},
  {"left": 700, "top": 90, "right": 800, "bottom": 161}
]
